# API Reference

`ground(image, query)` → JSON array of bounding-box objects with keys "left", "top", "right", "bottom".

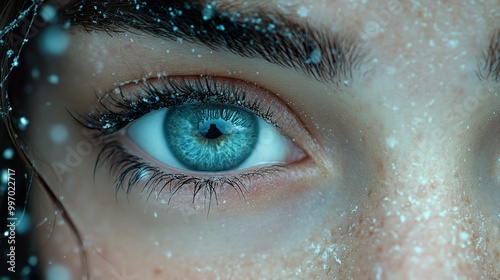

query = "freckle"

[
  {"left": 153, "top": 268, "right": 162, "bottom": 275},
  {"left": 375, "top": 158, "right": 385, "bottom": 173}
]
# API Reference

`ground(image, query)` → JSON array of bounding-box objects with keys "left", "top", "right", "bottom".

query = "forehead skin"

[{"left": 29, "top": 0, "right": 500, "bottom": 279}]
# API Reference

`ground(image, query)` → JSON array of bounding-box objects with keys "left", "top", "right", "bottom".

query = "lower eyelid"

[{"left": 95, "top": 140, "right": 296, "bottom": 211}]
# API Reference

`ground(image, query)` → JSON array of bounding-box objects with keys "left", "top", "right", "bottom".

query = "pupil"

[{"left": 203, "top": 123, "right": 223, "bottom": 139}]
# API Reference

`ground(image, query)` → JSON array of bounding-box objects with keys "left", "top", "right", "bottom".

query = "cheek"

[{"left": 31, "top": 162, "right": 351, "bottom": 279}]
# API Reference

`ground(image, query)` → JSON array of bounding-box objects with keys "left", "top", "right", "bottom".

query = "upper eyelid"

[{"left": 74, "top": 76, "right": 308, "bottom": 138}]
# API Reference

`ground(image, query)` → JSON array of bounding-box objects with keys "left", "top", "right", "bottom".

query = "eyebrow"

[{"left": 60, "top": 0, "right": 365, "bottom": 86}]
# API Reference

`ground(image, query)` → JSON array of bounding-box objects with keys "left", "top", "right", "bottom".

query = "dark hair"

[
  {"left": 1, "top": 1, "right": 88, "bottom": 279},
  {"left": 1, "top": 2, "right": 43, "bottom": 279}
]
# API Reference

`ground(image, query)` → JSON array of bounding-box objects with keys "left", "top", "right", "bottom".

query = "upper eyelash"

[{"left": 76, "top": 76, "right": 277, "bottom": 136}]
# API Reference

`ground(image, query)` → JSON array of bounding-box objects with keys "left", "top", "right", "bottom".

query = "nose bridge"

[{"left": 350, "top": 146, "right": 488, "bottom": 279}]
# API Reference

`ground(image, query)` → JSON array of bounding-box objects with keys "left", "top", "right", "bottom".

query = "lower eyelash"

[{"left": 94, "top": 140, "right": 285, "bottom": 209}]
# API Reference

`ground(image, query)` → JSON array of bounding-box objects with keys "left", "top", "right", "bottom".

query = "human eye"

[{"left": 75, "top": 75, "right": 311, "bottom": 210}]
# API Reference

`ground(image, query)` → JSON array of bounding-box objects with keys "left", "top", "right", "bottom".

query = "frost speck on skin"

[
  {"left": 46, "top": 264, "right": 72, "bottom": 280},
  {"left": 96, "top": 61, "right": 104, "bottom": 73},
  {"left": 297, "top": 6, "right": 310, "bottom": 18},
  {"left": 447, "top": 39, "right": 459, "bottom": 49},
  {"left": 460, "top": 232, "right": 470, "bottom": 241},
  {"left": 386, "top": 137, "right": 399, "bottom": 148}
]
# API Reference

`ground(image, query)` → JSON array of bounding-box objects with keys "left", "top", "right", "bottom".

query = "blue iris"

[{"left": 164, "top": 103, "right": 259, "bottom": 171}]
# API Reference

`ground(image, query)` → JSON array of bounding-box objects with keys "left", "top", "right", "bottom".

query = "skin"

[{"left": 13, "top": 0, "right": 500, "bottom": 279}]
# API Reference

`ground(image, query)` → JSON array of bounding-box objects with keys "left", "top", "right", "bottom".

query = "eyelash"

[
  {"left": 96, "top": 140, "right": 284, "bottom": 208},
  {"left": 82, "top": 76, "right": 278, "bottom": 135},
  {"left": 76, "top": 76, "right": 289, "bottom": 208}
]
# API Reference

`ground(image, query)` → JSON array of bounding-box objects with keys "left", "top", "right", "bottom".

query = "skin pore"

[{"left": 10, "top": 0, "right": 500, "bottom": 278}]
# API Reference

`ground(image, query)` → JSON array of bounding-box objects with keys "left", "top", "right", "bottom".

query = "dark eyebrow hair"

[
  {"left": 479, "top": 29, "right": 500, "bottom": 83},
  {"left": 60, "top": 0, "right": 366, "bottom": 86}
]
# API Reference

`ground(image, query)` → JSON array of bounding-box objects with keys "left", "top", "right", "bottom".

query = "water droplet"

[
  {"left": 18, "top": 117, "right": 29, "bottom": 130},
  {"left": 31, "top": 68, "right": 40, "bottom": 79},
  {"left": 40, "top": 5, "right": 57, "bottom": 22},
  {"left": 3, "top": 148, "right": 14, "bottom": 160},
  {"left": 28, "top": 255, "right": 38, "bottom": 266},
  {"left": 6, "top": 49, "right": 14, "bottom": 58},
  {"left": 48, "top": 74, "right": 59, "bottom": 84},
  {"left": 15, "top": 212, "right": 31, "bottom": 234},
  {"left": 1, "top": 169, "right": 8, "bottom": 184},
  {"left": 307, "top": 49, "right": 322, "bottom": 64},
  {"left": 21, "top": 265, "right": 32, "bottom": 277},
  {"left": 38, "top": 27, "right": 70, "bottom": 55},
  {"left": 202, "top": 4, "right": 215, "bottom": 21},
  {"left": 50, "top": 124, "right": 69, "bottom": 144}
]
